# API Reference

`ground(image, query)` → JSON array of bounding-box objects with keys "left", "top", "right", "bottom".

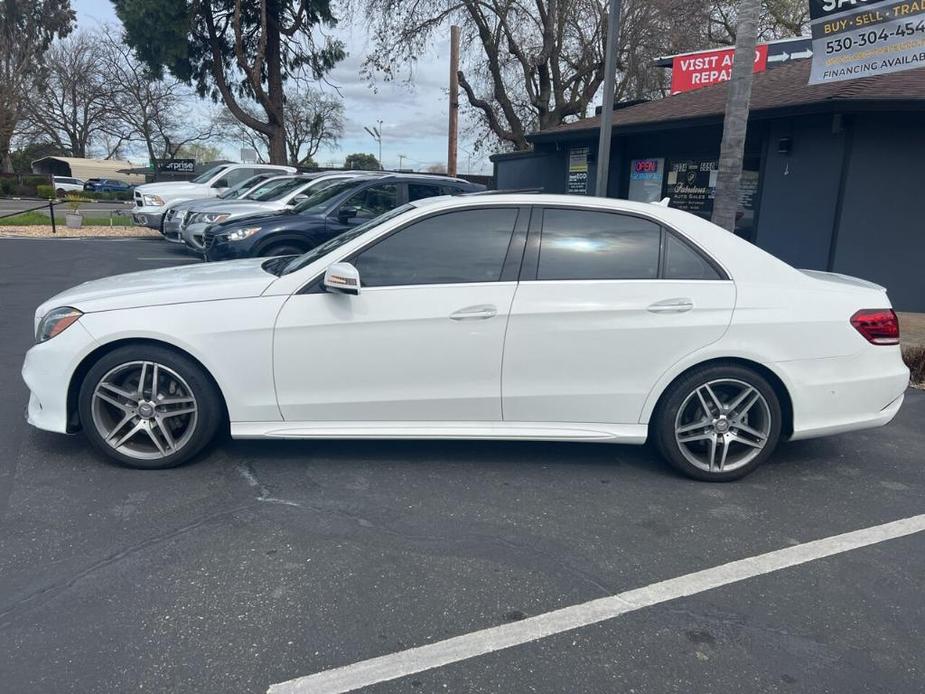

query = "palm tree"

[{"left": 711, "top": 0, "right": 760, "bottom": 232}]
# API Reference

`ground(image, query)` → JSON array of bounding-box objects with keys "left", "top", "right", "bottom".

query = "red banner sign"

[{"left": 671, "top": 45, "right": 768, "bottom": 94}]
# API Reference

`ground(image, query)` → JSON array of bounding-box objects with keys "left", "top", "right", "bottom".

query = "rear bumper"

[{"left": 777, "top": 346, "right": 910, "bottom": 441}]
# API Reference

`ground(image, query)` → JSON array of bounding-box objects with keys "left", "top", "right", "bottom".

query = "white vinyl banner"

[{"left": 809, "top": 0, "right": 925, "bottom": 84}]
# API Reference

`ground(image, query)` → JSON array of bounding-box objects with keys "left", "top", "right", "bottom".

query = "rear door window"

[{"left": 537, "top": 208, "right": 661, "bottom": 280}]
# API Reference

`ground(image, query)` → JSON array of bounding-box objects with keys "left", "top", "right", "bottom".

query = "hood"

[
  {"left": 135, "top": 181, "right": 212, "bottom": 196},
  {"left": 212, "top": 208, "right": 317, "bottom": 233},
  {"left": 190, "top": 199, "right": 281, "bottom": 215},
  {"left": 35, "top": 259, "right": 278, "bottom": 316}
]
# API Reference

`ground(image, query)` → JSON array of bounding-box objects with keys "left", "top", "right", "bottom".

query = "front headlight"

[
  {"left": 201, "top": 212, "right": 230, "bottom": 224},
  {"left": 36, "top": 307, "right": 83, "bottom": 343},
  {"left": 142, "top": 194, "right": 165, "bottom": 206},
  {"left": 226, "top": 226, "right": 261, "bottom": 242}
]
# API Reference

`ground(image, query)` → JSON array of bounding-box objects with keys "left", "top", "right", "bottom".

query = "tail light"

[{"left": 850, "top": 309, "right": 900, "bottom": 345}]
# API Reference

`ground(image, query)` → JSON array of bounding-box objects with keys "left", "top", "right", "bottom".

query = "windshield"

[
  {"left": 191, "top": 165, "right": 230, "bottom": 184},
  {"left": 291, "top": 179, "right": 364, "bottom": 214},
  {"left": 280, "top": 204, "right": 414, "bottom": 275},
  {"left": 242, "top": 177, "right": 296, "bottom": 200},
  {"left": 247, "top": 177, "right": 308, "bottom": 202},
  {"left": 218, "top": 174, "right": 268, "bottom": 199}
]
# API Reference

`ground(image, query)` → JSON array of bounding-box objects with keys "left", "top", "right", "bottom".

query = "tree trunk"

[
  {"left": 265, "top": 0, "right": 287, "bottom": 165},
  {"left": 0, "top": 128, "right": 13, "bottom": 173},
  {"left": 711, "top": 0, "right": 760, "bottom": 232}
]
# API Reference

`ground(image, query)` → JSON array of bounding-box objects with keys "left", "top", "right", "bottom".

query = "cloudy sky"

[{"left": 72, "top": 0, "right": 491, "bottom": 173}]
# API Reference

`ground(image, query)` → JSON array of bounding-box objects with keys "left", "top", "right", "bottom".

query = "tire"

[
  {"left": 653, "top": 363, "right": 782, "bottom": 482},
  {"left": 56, "top": 188, "right": 66, "bottom": 197},
  {"left": 259, "top": 242, "right": 305, "bottom": 257},
  {"left": 77, "top": 345, "right": 224, "bottom": 469}
]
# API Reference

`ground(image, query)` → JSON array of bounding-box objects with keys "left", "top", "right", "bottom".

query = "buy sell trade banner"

[{"left": 809, "top": 0, "right": 925, "bottom": 83}]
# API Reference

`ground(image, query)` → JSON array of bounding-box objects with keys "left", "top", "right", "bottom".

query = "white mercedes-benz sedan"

[{"left": 22, "top": 194, "right": 909, "bottom": 481}]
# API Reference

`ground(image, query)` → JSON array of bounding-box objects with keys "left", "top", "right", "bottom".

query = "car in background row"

[
  {"left": 52, "top": 176, "right": 85, "bottom": 195},
  {"left": 160, "top": 172, "right": 284, "bottom": 243},
  {"left": 202, "top": 173, "right": 484, "bottom": 260},
  {"left": 84, "top": 178, "right": 133, "bottom": 193},
  {"left": 131, "top": 163, "right": 296, "bottom": 231},
  {"left": 181, "top": 171, "right": 371, "bottom": 252}
]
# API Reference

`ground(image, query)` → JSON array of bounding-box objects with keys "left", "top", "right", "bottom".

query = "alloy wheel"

[
  {"left": 673, "top": 378, "right": 772, "bottom": 474},
  {"left": 90, "top": 361, "right": 198, "bottom": 461}
]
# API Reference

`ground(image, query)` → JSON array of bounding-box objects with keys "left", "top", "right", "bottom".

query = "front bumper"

[
  {"left": 22, "top": 321, "right": 99, "bottom": 434},
  {"left": 130, "top": 206, "right": 165, "bottom": 230},
  {"left": 203, "top": 234, "right": 258, "bottom": 261},
  {"left": 182, "top": 222, "right": 209, "bottom": 251}
]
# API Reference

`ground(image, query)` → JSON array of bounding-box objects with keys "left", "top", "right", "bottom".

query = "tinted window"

[
  {"left": 353, "top": 208, "right": 518, "bottom": 287},
  {"left": 222, "top": 168, "right": 257, "bottom": 187},
  {"left": 341, "top": 184, "right": 400, "bottom": 220},
  {"left": 538, "top": 209, "right": 660, "bottom": 280},
  {"left": 663, "top": 232, "right": 722, "bottom": 280},
  {"left": 408, "top": 183, "right": 443, "bottom": 202}
]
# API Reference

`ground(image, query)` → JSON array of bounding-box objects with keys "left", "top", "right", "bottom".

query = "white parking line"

[{"left": 268, "top": 513, "right": 925, "bottom": 694}]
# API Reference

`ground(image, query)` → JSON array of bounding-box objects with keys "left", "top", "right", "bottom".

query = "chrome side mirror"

[{"left": 323, "top": 262, "right": 360, "bottom": 295}]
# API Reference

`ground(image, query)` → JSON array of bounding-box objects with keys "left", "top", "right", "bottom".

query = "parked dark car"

[
  {"left": 202, "top": 174, "right": 485, "bottom": 261},
  {"left": 83, "top": 178, "right": 133, "bottom": 192}
]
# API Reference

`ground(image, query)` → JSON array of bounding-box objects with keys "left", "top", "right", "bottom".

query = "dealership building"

[{"left": 492, "top": 59, "right": 925, "bottom": 311}]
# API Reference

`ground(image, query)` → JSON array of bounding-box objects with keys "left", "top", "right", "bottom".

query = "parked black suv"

[{"left": 202, "top": 174, "right": 484, "bottom": 261}]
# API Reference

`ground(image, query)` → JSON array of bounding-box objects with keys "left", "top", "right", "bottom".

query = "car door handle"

[
  {"left": 450, "top": 304, "right": 498, "bottom": 321},
  {"left": 647, "top": 298, "right": 694, "bottom": 313}
]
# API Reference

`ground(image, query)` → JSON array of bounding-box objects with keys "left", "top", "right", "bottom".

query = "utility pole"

[
  {"left": 594, "top": 0, "right": 623, "bottom": 197},
  {"left": 447, "top": 25, "right": 460, "bottom": 177},
  {"left": 712, "top": 0, "right": 760, "bottom": 231},
  {"left": 398, "top": 154, "right": 406, "bottom": 171}
]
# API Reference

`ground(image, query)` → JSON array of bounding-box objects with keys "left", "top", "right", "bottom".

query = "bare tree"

[
  {"left": 708, "top": 0, "right": 809, "bottom": 44},
  {"left": 359, "top": 0, "right": 712, "bottom": 150},
  {"left": 218, "top": 87, "right": 344, "bottom": 166},
  {"left": 0, "top": 0, "right": 74, "bottom": 172},
  {"left": 100, "top": 30, "right": 218, "bottom": 164},
  {"left": 22, "top": 30, "right": 122, "bottom": 158},
  {"left": 711, "top": 0, "right": 760, "bottom": 231}
]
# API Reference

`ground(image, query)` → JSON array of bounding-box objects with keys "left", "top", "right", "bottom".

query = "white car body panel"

[
  {"left": 274, "top": 283, "right": 517, "bottom": 421},
  {"left": 22, "top": 194, "right": 909, "bottom": 452}
]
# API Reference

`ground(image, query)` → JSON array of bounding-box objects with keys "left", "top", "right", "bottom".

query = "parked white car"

[
  {"left": 22, "top": 194, "right": 909, "bottom": 481},
  {"left": 52, "top": 176, "right": 85, "bottom": 195},
  {"left": 131, "top": 163, "right": 296, "bottom": 230},
  {"left": 179, "top": 172, "right": 370, "bottom": 252}
]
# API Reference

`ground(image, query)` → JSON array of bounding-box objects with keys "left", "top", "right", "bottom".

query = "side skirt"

[{"left": 230, "top": 421, "right": 648, "bottom": 444}]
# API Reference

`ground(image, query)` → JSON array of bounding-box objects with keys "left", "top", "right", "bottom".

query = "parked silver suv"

[{"left": 180, "top": 171, "right": 370, "bottom": 252}]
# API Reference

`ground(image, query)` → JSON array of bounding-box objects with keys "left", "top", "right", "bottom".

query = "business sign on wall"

[
  {"left": 154, "top": 158, "right": 196, "bottom": 173},
  {"left": 809, "top": 0, "right": 925, "bottom": 84},
  {"left": 567, "top": 147, "right": 589, "bottom": 194},
  {"left": 665, "top": 160, "right": 718, "bottom": 214},
  {"left": 671, "top": 45, "right": 768, "bottom": 94},
  {"left": 628, "top": 158, "right": 665, "bottom": 202}
]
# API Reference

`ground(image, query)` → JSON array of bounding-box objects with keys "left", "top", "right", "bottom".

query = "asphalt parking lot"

[{"left": 1, "top": 237, "right": 923, "bottom": 694}]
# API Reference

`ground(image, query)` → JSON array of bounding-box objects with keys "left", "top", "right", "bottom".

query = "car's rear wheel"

[
  {"left": 653, "top": 364, "right": 782, "bottom": 481},
  {"left": 77, "top": 345, "right": 223, "bottom": 469},
  {"left": 260, "top": 242, "right": 305, "bottom": 257},
  {"left": 56, "top": 188, "right": 66, "bottom": 197}
]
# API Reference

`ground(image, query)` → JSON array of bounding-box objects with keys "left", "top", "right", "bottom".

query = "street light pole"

[
  {"left": 595, "top": 0, "right": 623, "bottom": 197},
  {"left": 364, "top": 120, "right": 384, "bottom": 169}
]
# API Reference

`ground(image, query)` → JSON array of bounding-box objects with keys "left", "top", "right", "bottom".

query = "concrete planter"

[{"left": 65, "top": 213, "right": 83, "bottom": 229}]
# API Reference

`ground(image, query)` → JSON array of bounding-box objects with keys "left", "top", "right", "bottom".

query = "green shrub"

[
  {"left": 36, "top": 184, "right": 55, "bottom": 199},
  {"left": 0, "top": 178, "right": 14, "bottom": 195},
  {"left": 903, "top": 344, "right": 925, "bottom": 386}
]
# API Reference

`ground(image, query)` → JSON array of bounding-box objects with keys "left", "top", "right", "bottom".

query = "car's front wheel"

[
  {"left": 653, "top": 364, "right": 782, "bottom": 481},
  {"left": 78, "top": 345, "right": 223, "bottom": 469}
]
